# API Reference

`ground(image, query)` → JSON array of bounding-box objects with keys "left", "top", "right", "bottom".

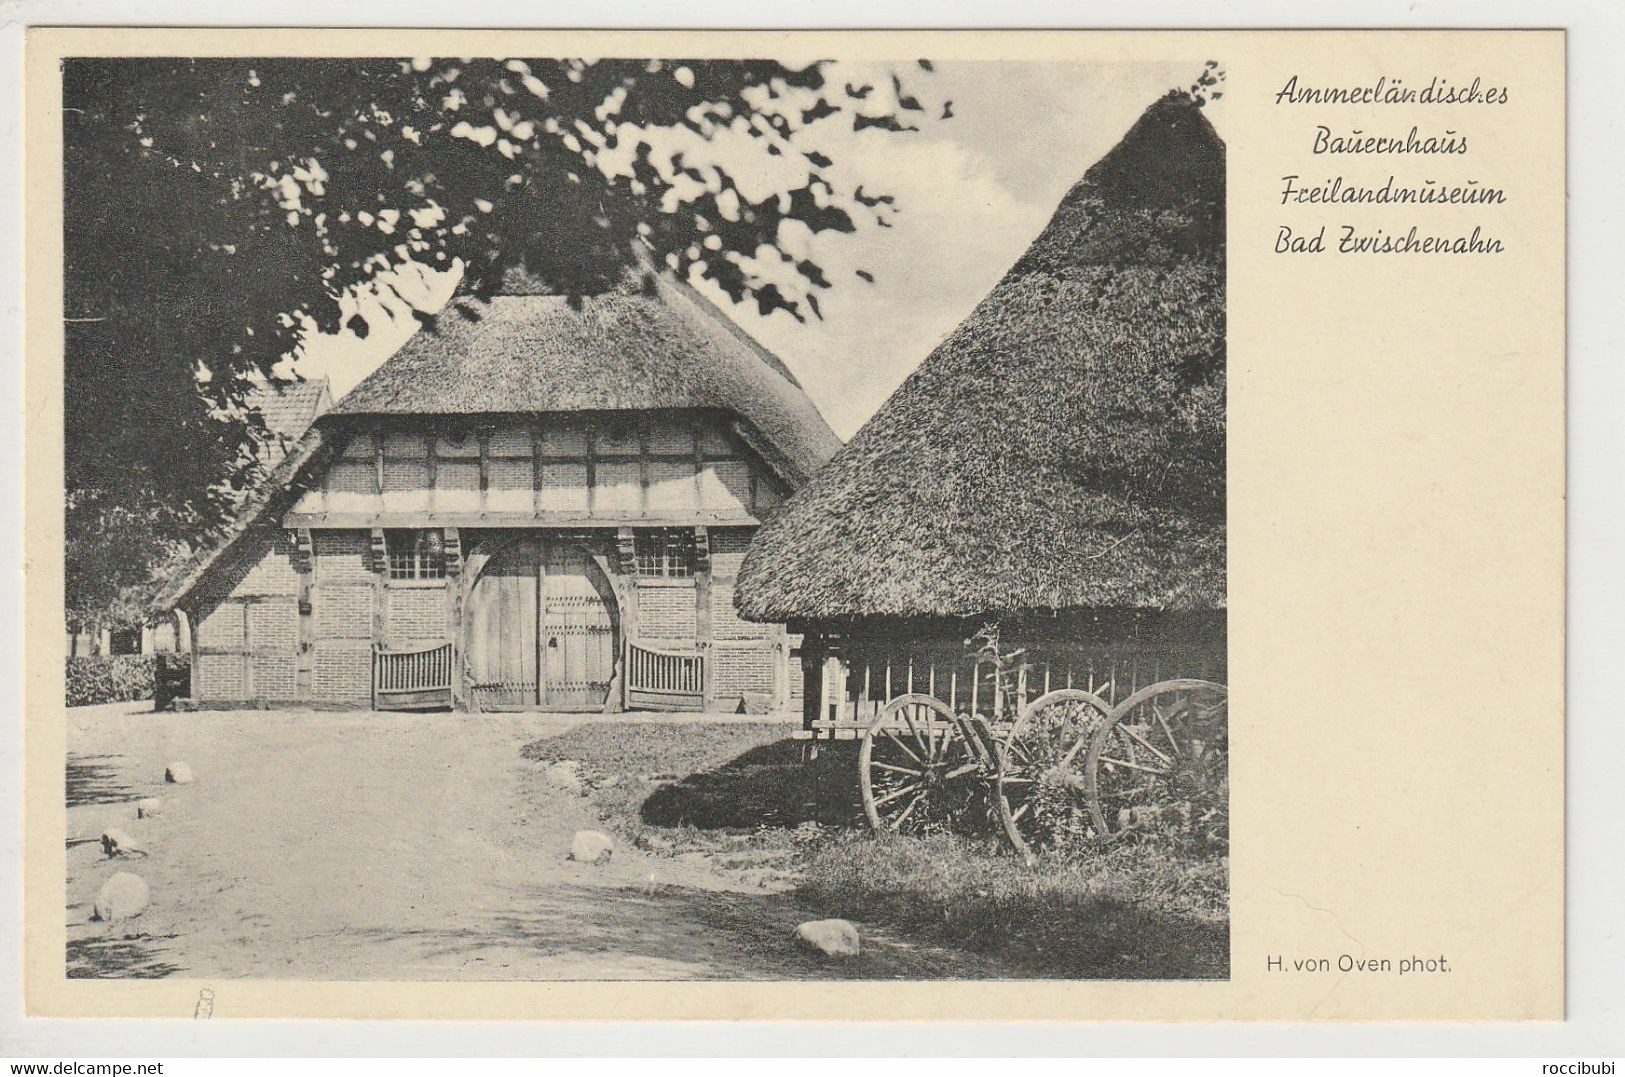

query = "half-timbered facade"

[{"left": 158, "top": 266, "right": 840, "bottom": 713}]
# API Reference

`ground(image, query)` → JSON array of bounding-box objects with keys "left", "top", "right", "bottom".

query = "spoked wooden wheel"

[
  {"left": 995, "top": 688, "right": 1114, "bottom": 862},
  {"left": 859, "top": 694, "right": 988, "bottom": 834},
  {"left": 1084, "top": 679, "right": 1228, "bottom": 844}
]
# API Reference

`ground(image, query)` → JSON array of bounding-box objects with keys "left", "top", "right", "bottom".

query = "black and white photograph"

[
  {"left": 6, "top": 4, "right": 1617, "bottom": 1063},
  {"left": 59, "top": 49, "right": 1227, "bottom": 984}
]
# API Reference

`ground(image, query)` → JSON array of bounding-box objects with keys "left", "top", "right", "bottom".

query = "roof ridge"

[{"left": 651, "top": 271, "right": 806, "bottom": 390}]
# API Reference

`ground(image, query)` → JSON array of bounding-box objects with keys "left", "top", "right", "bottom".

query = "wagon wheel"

[
  {"left": 859, "top": 694, "right": 987, "bottom": 834},
  {"left": 1084, "top": 679, "right": 1228, "bottom": 846},
  {"left": 995, "top": 688, "right": 1114, "bottom": 863}
]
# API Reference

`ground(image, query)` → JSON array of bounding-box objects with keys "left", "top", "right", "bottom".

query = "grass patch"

[
  {"left": 793, "top": 831, "right": 1228, "bottom": 979},
  {"left": 521, "top": 719, "right": 1229, "bottom": 979}
]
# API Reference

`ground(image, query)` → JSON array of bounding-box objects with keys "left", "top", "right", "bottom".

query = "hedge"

[{"left": 66, "top": 656, "right": 158, "bottom": 706}]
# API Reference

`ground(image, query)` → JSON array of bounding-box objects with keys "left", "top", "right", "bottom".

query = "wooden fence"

[
  {"left": 806, "top": 638, "right": 1225, "bottom": 738},
  {"left": 625, "top": 640, "right": 706, "bottom": 711},
  {"left": 373, "top": 642, "right": 454, "bottom": 711}
]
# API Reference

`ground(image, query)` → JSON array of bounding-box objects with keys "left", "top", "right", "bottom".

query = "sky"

[{"left": 296, "top": 60, "right": 1224, "bottom": 440}]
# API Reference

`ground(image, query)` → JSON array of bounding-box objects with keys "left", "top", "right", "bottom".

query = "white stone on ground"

[
  {"left": 136, "top": 797, "right": 163, "bottom": 819},
  {"left": 165, "top": 762, "right": 194, "bottom": 784},
  {"left": 546, "top": 760, "right": 585, "bottom": 795},
  {"left": 568, "top": 830, "right": 614, "bottom": 864},
  {"left": 93, "top": 872, "right": 150, "bottom": 922},
  {"left": 100, "top": 828, "right": 144, "bottom": 858},
  {"left": 795, "top": 918, "right": 861, "bottom": 958}
]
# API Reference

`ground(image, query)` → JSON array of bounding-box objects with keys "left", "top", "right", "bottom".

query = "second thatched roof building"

[{"left": 735, "top": 91, "right": 1227, "bottom": 733}]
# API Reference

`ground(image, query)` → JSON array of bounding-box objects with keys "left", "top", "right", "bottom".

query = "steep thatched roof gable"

[
  {"left": 736, "top": 93, "right": 1225, "bottom": 622},
  {"left": 331, "top": 268, "right": 839, "bottom": 485}
]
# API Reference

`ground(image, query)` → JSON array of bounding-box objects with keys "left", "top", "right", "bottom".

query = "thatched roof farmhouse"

[
  {"left": 735, "top": 92, "right": 1226, "bottom": 732},
  {"left": 158, "top": 266, "right": 838, "bottom": 713}
]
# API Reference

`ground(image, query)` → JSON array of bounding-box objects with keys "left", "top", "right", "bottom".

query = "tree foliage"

[{"left": 64, "top": 56, "right": 937, "bottom": 625}]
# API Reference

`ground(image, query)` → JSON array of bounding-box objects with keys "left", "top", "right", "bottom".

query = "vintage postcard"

[{"left": 21, "top": 28, "right": 1563, "bottom": 1021}]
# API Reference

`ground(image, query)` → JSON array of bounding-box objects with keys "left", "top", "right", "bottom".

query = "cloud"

[{"left": 695, "top": 126, "right": 1052, "bottom": 438}]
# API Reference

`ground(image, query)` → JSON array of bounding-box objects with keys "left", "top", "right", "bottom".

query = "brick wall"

[
  {"left": 638, "top": 581, "right": 697, "bottom": 639},
  {"left": 191, "top": 531, "right": 302, "bottom": 702},
  {"left": 387, "top": 585, "right": 448, "bottom": 643},
  {"left": 251, "top": 652, "right": 298, "bottom": 700},
  {"left": 313, "top": 644, "right": 371, "bottom": 701},
  {"left": 709, "top": 527, "right": 754, "bottom": 557},
  {"left": 711, "top": 583, "right": 772, "bottom": 640},
  {"left": 197, "top": 602, "right": 246, "bottom": 650},
  {"left": 196, "top": 653, "right": 247, "bottom": 699},
  {"left": 310, "top": 529, "right": 379, "bottom": 702},
  {"left": 314, "top": 584, "right": 373, "bottom": 639},
  {"left": 699, "top": 460, "right": 752, "bottom": 514},
  {"left": 248, "top": 600, "right": 298, "bottom": 652},
  {"left": 711, "top": 643, "right": 776, "bottom": 697},
  {"left": 240, "top": 538, "right": 300, "bottom": 593},
  {"left": 486, "top": 456, "right": 533, "bottom": 514},
  {"left": 314, "top": 530, "right": 371, "bottom": 579}
]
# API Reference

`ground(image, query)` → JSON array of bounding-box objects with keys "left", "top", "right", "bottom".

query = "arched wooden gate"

[{"left": 464, "top": 536, "right": 619, "bottom": 711}]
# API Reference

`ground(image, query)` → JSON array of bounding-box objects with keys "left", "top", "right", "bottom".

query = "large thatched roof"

[
  {"left": 736, "top": 93, "right": 1225, "bottom": 622},
  {"left": 332, "top": 268, "right": 839, "bottom": 485},
  {"left": 156, "top": 266, "right": 838, "bottom": 614}
]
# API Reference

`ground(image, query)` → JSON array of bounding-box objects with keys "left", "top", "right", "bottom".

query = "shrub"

[{"left": 66, "top": 656, "right": 157, "bottom": 706}]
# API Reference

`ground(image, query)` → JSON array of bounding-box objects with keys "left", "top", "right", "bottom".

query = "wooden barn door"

[
  {"left": 542, "top": 545, "right": 618, "bottom": 711},
  {"left": 465, "top": 537, "right": 541, "bottom": 709}
]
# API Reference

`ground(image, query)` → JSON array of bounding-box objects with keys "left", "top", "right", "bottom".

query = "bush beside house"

[{"left": 66, "top": 655, "right": 161, "bottom": 706}]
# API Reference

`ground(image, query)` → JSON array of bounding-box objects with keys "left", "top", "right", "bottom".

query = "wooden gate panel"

[
  {"left": 542, "top": 545, "right": 617, "bottom": 711},
  {"left": 466, "top": 538, "right": 540, "bottom": 709},
  {"left": 625, "top": 641, "right": 705, "bottom": 711}
]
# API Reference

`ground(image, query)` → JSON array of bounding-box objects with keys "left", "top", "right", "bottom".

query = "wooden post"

[
  {"left": 693, "top": 526, "right": 713, "bottom": 711},
  {"left": 615, "top": 527, "right": 638, "bottom": 712},
  {"left": 444, "top": 527, "right": 463, "bottom": 710},
  {"left": 692, "top": 420, "right": 707, "bottom": 513},
  {"left": 637, "top": 429, "right": 651, "bottom": 516},
  {"left": 173, "top": 608, "right": 191, "bottom": 658},
  {"left": 453, "top": 540, "right": 489, "bottom": 713},
  {"left": 800, "top": 632, "right": 827, "bottom": 733},
  {"left": 826, "top": 640, "right": 850, "bottom": 727},
  {"left": 859, "top": 656, "right": 871, "bottom": 721},
  {"left": 477, "top": 432, "right": 490, "bottom": 516},
  {"left": 531, "top": 425, "right": 544, "bottom": 518},
  {"left": 294, "top": 528, "right": 315, "bottom": 701},
  {"left": 185, "top": 606, "right": 200, "bottom": 701},
  {"left": 370, "top": 527, "right": 388, "bottom": 709},
  {"left": 424, "top": 432, "right": 437, "bottom": 516},
  {"left": 239, "top": 598, "right": 255, "bottom": 702},
  {"left": 614, "top": 526, "right": 638, "bottom": 642},
  {"left": 585, "top": 427, "right": 597, "bottom": 516}
]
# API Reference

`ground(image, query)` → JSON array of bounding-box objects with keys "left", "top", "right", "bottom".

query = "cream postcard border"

[{"left": 23, "top": 27, "right": 1565, "bottom": 1021}]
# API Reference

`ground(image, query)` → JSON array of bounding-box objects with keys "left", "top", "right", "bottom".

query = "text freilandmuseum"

[{"left": 1279, "top": 175, "right": 1507, "bottom": 207}]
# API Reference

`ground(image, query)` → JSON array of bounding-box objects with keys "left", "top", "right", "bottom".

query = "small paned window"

[
  {"left": 385, "top": 529, "right": 445, "bottom": 580},
  {"left": 634, "top": 528, "right": 696, "bottom": 578}
]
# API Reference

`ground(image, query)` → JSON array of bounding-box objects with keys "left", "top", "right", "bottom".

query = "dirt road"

[{"left": 67, "top": 704, "right": 1004, "bottom": 980}]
